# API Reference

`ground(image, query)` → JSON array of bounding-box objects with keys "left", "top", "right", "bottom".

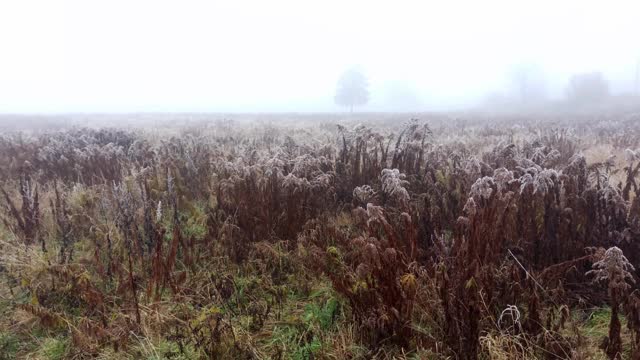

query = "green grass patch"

[
  {"left": 36, "top": 337, "right": 68, "bottom": 360},
  {"left": 146, "top": 340, "right": 199, "bottom": 360},
  {"left": 0, "top": 332, "right": 20, "bottom": 360}
]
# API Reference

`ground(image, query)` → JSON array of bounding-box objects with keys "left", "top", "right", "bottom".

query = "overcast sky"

[{"left": 1, "top": 0, "right": 639, "bottom": 112}]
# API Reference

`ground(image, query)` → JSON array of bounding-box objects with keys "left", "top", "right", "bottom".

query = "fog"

[{"left": 1, "top": 0, "right": 639, "bottom": 113}]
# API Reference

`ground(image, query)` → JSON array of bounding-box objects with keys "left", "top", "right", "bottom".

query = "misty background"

[{"left": 1, "top": 0, "right": 639, "bottom": 113}]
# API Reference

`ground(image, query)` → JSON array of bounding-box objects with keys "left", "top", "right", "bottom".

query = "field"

[{"left": 1, "top": 112, "right": 640, "bottom": 359}]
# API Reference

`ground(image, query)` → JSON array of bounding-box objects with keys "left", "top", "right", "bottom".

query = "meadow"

[{"left": 1, "top": 112, "right": 640, "bottom": 359}]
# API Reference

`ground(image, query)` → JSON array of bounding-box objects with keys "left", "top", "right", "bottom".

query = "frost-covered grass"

[{"left": 1, "top": 113, "right": 640, "bottom": 359}]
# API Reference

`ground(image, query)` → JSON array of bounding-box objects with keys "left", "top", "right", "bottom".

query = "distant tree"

[
  {"left": 335, "top": 67, "right": 369, "bottom": 113},
  {"left": 509, "top": 64, "right": 547, "bottom": 104},
  {"left": 566, "top": 72, "right": 610, "bottom": 103}
]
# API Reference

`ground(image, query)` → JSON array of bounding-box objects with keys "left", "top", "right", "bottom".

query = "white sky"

[{"left": 0, "top": 0, "right": 639, "bottom": 112}]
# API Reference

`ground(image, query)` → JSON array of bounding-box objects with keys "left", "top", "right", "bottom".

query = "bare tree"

[{"left": 335, "top": 67, "right": 370, "bottom": 113}]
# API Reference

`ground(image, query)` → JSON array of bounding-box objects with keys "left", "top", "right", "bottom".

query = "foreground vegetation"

[{"left": 1, "top": 113, "right": 640, "bottom": 359}]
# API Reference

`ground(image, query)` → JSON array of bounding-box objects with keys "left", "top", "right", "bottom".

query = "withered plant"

[
  {"left": 1, "top": 173, "right": 42, "bottom": 249},
  {"left": 1, "top": 115, "right": 640, "bottom": 359},
  {"left": 587, "top": 246, "right": 636, "bottom": 359}
]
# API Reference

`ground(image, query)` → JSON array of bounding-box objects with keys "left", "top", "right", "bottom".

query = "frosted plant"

[
  {"left": 353, "top": 185, "right": 376, "bottom": 204},
  {"left": 518, "top": 172, "right": 536, "bottom": 194},
  {"left": 586, "top": 246, "right": 635, "bottom": 359},
  {"left": 355, "top": 262, "right": 371, "bottom": 280},
  {"left": 584, "top": 154, "right": 617, "bottom": 187},
  {"left": 601, "top": 184, "right": 623, "bottom": 202},
  {"left": 381, "top": 168, "right": 410, "bottom": 207},
  {"left": 352, "top": 123, "right": 366, "bottom": 133},
  {"left": 185, "top": 151, "right": 198, "bottom": 174},
  {"left": 1, "top": 174, "right": 41, "bottom": 247},
  {"left": 566, "top": 153, "right": 586, "bottom": 171},
  {"left": 127, "top": 138, "right": 151, "bottom": 161},
  {"left": 311, "top": 173, "right": 333, "bottom": 190},
  {"left": 20, "top": 176, "right": 37, "bottom": 211},
  {"left": 542, "top": 149, "right": 561, "bottom": 168},
  {"left": 587, "top": 246, "right": 635, "bottom": 292},
  {"left": 366, "top": 203, "right": 386, "bottom": 227},
  {"left": 156, "top": 201, "right": 163, "bottom": 223},
  {"left": 282, "top": 173, "right": 299, "bottom": 189},
  {"left": 382, "top": 247, "right": 398, "bottom": 264},
  {"left": 518, "top": 169, "right": 558, "bottom": 195},
  {"left": 456, "top": 216, "right": 470, "bottom": 228},
  {"left": 282, "top": 173, "right": 311, "bottom": 193},
  {"left": 37, "top": 145, "right": 55, "bottom": 162},
  {"left": 167, "top": 172, "right": 175, "bottom": 196},
  {"left": 98, "top": 191, "right": 112, "bottom": 219},
  {"left": 498, "top": 305, "right": 522, "bottom": 333},
  {"left": 351, "top": 206, "right": 369, "bottom": 226},
  {"left": 363, "top": 242, "right": 381, "bottom": 269},
  {"left": 343, "top": 123, "right": 376, "bottom": 147},
  {"left": 492, "top": 168, "right": 514, "bottom": 192},
  {"left": 624, "top": 148, "right": 637, "bottom": 164},
  {"left": 291, "top": 154, "right": 322, "bottom": 178},
  {"left": 217, "top": 160, "right": 242, "bottom": 177},
  {"left": 496, "top": 141, "right": 517, "bottom": 161},
  {"left": 58, "top": 155, "right": 69, "bottom": 165},
  {"left": 463, "top": 197, "right": 477, "bottom": 217},
  {"left": 517, "top": 159, "right": 543, "bottom": 173},
  {"left": 71, "top": 183, "right": 85, "bottom": 194},
  {"left": 599, "top": 185, "right": 628, "bottom": 220},
  {"left": 132, "top": 166, "right": 152, "bottom": 182},
  {"left": 112, "top": 182, "right": 136, "bottom": 241},
  {"left": 470, "top": 176, "right": 495, "bottom": 200},
  {"left": 532, "top": 169, "right": 558, "bottom": 194},
  {"left": 264, "top": 154, "right": 286, "bottom": 177},
  {"left": 531, "top": 147, "right": 547, "bottom": 165},
  {"left": 464, "top": 157, "right": 482, "bottom": 181}
]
